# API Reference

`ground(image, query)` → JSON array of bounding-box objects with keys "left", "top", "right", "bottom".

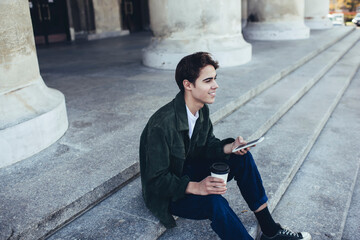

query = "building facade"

[{"left": 28, "top": 0, "right": 150, "bottom": 44}]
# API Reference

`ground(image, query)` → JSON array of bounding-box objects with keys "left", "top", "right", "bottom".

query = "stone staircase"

[{"left": 1, "top": 27, "right": 359, "bottom": 240}]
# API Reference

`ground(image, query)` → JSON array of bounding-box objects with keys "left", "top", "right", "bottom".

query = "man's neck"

[{"left": 184, "top": 92, "right": 203, "bottom": 115}]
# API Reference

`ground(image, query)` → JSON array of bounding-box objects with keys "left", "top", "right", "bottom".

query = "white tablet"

[{"left": 232, "top": 137, "right": 265, "bottom": 153}]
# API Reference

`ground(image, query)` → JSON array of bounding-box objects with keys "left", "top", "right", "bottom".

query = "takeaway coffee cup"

[{"left": 210, "top": 162, "right": 230, "bottom": 184}]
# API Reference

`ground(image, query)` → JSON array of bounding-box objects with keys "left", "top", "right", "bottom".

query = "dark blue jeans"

[{"left": 169, "top": 152, "right": 268, "bottom": 240}]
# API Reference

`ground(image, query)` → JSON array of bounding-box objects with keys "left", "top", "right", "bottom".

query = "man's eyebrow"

[{"left": 202, "top": 74, "right": 217, "bottom": 81}]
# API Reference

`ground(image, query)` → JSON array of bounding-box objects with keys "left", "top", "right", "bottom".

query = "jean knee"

[
  {"left": 208, "top": 195, "right": 230, "bottom": 215},
  {"left": 229, "top": 151, "right": 254, "bottom": 166}
]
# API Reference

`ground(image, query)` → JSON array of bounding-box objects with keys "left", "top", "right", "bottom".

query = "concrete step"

[
  {"left": 213, "top": 27, "right": 360, "bottom": 141},
  {"left": 46, "top": 31, "right": 360, "bottom": 240},
  {"left": 47, "top": 177, "right": 165, "bottom": 240},
  {"left": 158, "top": 34, "right": 360, "bottom": 239},
  {"left": 210, "top": 27, "right": 355, "bottom": 124},
  {"left": 271, "top": 62, "right": 360, "bottom": 240},
  {"left": 0, "top": 28, "right": 354, "bottom": 240},
  {"left": 342, "top": 157, "right": 360, "bottom": 240}
]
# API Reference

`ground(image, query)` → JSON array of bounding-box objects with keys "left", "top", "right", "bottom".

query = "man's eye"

[{"left": 204, "top": 77, "right": 216, "bottom": 83}]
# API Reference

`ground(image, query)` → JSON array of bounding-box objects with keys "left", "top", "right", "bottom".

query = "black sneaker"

[{"left": 260, "top": 224, "right": 311, "bottom": 240}]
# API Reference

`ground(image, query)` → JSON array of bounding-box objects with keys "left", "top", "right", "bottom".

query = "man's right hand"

[{"left": 185, "top": 176, "right": 227, "bottom": 195}]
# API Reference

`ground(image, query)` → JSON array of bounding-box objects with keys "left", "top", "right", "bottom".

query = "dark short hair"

[{"left": 175, "top": 52, "right": 219, "bottom": 92}]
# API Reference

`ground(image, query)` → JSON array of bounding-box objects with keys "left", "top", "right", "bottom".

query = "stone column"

[
  {"left": 89, "top": 0, "right": 129, "bottom": 40},
  {"left": 244, "top": 0, "right": 310, "bottom": 40},
  {"left": 0, "top": 0, "right": 68, "bottom": 168},
  {"left": 242, "top": 0, "right": 248, "bottom": 28},
  {"left": 143, "top": 0, "right": 251, "bottom": 70},
  {"left": 304, "top": 0, "right": 332, "bottom": 29}
]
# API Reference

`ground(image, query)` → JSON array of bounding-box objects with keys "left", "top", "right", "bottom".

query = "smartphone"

[{"left": 232, "top": 137, "right": 265, "bottom": 153}]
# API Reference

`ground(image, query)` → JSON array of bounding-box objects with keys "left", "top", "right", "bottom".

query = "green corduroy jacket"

[{"left": 139, "top": 92, "right": 234, "bottom": 228}]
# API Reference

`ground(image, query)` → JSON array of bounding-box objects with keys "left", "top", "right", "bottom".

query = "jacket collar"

[{"left": 174, "top": 92, "right": 204, "bottom": 132}]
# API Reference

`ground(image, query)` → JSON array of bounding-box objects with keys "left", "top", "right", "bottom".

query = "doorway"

[
  {"left": 29, "top": 0, "right": 70, "bottom": 45},
  {"left": 121, "top": 0, "right": 150, "bottom": 32}
]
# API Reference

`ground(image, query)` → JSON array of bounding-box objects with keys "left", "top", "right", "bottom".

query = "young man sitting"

[{"left": 139, "top": 52, "right": 311, "bottom": 240}]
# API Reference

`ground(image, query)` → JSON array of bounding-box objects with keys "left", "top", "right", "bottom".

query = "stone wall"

[{"left": 92, "top": 0, "right": 121, "bottom": 34}]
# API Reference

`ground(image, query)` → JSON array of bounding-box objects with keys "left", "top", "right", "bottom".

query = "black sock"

[{"left": 254, "top": 207, "right": 281, "bottom": 237}]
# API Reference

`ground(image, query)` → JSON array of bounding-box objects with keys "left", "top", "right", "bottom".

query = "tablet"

[{"left": 232, "top": 137, "right": 265, "bottom": 153}]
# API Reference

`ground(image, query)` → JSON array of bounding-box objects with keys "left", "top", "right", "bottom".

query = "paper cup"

[{"left": 210, "top": 162, "right": 230, "bottom": 184}]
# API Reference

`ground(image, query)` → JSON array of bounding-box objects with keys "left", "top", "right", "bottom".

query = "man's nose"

[{"left": 212, "top": 80, "right": 219, "bottom": 89}]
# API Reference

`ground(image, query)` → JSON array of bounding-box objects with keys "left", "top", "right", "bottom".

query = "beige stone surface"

[
  {"left": 242, "top": 0, "right": 248, "bottom": 27},
  {"left": 144, "top": 0, "right": 251, "bottom": 69},
  {"left": 305, "top": 0, "right": 332, "bottom": 29},
  {"left": 0, "top": 0, "right": 68, "bottom": 168},
  {"left": 305, "top": 0, "right": 329, "bottom": 18},
  {"left": 92, "top": 0, "right": 121, "bottom": 34},
  {"left": 248, "top": 0, "right": 304, "bottom": 22},
  {"left": 0, "top": 0, "right": 39, "bottom": 93},
  {"left": 150, "top": 0, "right": 242, "bottom": 38},
  {"left": 244, "top": 0, "right": 309, "bottom": 40}
]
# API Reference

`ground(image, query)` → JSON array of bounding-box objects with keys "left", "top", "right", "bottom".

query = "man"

[{"left": 139, "top": 52, "right": 311, "bottom": 240}]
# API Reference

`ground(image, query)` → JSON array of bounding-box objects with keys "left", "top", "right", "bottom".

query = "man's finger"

[
  {"left": 213, "top": 182, "right": 226, "bottom": 187},
  {"left": 211, "top": 189, "right": 227, "bottom": 194},
  {"left": 207, "top": 185, "right": 226, "bottom": 192},
  {"left": 209, "top": 177, "right": 225, "bottom": 183},
  {"left": 210, "top": 187, "right": 227, "bottom": 193}
]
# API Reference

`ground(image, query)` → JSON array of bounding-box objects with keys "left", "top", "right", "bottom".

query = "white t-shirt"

[{"left": 186, "top": 105, "right": 199, "bottom": 139}]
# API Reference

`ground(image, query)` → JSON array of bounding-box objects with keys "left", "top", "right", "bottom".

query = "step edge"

[
  {"left": 248, "top": 41, "right": 350, "bottom": 140},
  {"left": 268, "top": 58, "right": 360, "bottom": 212},
  {"left": 211, "top": 27, "right": 355, "bottom": 125},
  {"left": 251, "top": 62, "right": 360, "bottom": 239},
  {"left": 45, "top": 30, "right": 357, "bottom": 240},
  {"left": 241, "top": 29, "right": 360, "bottom": 141},
  {"left": 339, "top": 158, "right": 360, "bottom": 239},
  {"left": 14, "top": 164, "right": 140, "bottom": 240},
  {"left": 157, "top": 30, "right": 360, "bottom": 240},
  {"left": 43, "top": 31, "right": 358, "bottom": 240},
  {"left": 13, "top": 28, "right": 357, "bottom": 240}
]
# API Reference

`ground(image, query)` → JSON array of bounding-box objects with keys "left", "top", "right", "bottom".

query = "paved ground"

[{"left": 1, "top": 27, "right": 359, "bottom": 240}]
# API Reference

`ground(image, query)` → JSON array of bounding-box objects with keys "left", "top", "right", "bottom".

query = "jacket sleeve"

[
  {"left": 143, "top": 126, "right": 190, "bottom": 202},
  {"left": 203, "top": 118, "right": 235, "bottom": 160}
]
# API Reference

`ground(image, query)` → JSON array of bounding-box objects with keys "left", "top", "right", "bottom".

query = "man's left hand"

[{"left": 224, "top": 136, "right": 253, "bottom": 155}]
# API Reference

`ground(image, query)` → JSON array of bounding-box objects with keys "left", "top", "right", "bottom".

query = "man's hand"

[
  {"left": 224, "top": 136, "right": 253, "bottom": 155},
  {"left": 185, "top": 176, "right": 227, "bottom": 195}
]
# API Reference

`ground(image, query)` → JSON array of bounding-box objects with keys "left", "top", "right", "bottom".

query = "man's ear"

[{"left": 183, "top": 79, "right": 192, "bottom": 91}]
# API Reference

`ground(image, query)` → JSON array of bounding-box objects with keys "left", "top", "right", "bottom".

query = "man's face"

[{"left": 189, "top": 65, "right": 218, "bottom": 106}]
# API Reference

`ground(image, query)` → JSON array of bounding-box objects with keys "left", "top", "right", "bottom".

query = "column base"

[
  {"left": 305, "top": 18, "right": 333, "bottom": 29},
  {"left": 87, "top": 30, "right": 130, "bottom": 41},
  {"left": 142, "top": 35, "right": 252, "bottom": 70},
  {"left": 243, "top": 22, "right": 310, "bottom": 40},
  {"left": 0, "top": 80, "right": 68, "bottom": 168}
]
